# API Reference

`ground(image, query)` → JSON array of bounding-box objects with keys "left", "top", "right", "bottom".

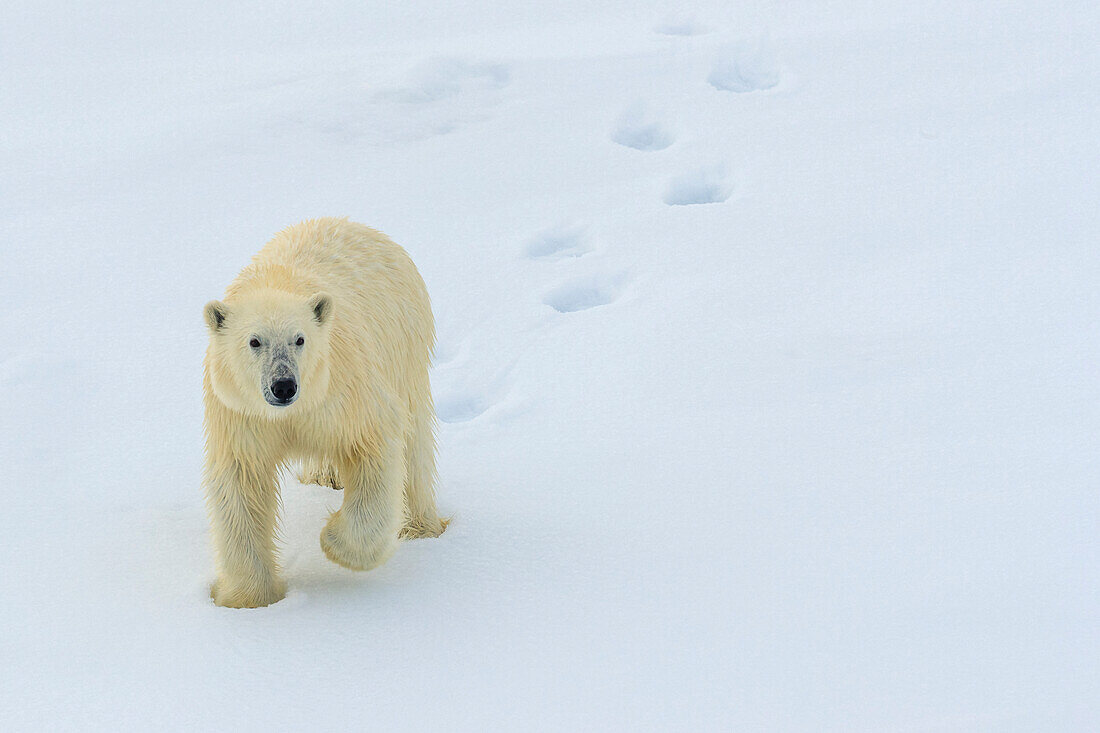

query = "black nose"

[{"left": 271, "top": 379, "right": 297, "bottom": 403}]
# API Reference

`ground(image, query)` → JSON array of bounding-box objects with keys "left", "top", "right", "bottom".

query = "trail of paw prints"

[
  {"left": 708, "top": 40, "right": 780, "bottom": 93},
  {"left": 299, "top": 57, "right": 511, "bottom": 146},
  {"left": 432, "top": 354, "right": 497, "bottom": 425},
  {"left": 432, "top": 280, "right": 534, "bottom": 425},
  {"left": 541, "top": 272, "right": 627, "bottom": 313},
  {"left": 373, "top": 58, "right": 510, "bottom": 142},
  {"left": 664, "top": 164, "right": 732, "bottom": 206},
  {"left": 521, "top": 224, "right": 629, "bottom": 314},
  {"left": 620, "top": 24, "right": 774, "bottom": 207},
  {"left": 432, "top": 373, "right": 497, "bottom": 426},
  {"left": 610, "top": 103, "right": 676, "bottom": 152},
  {"left": 435, "top": 391, "right": 493, "bottom": 424},
  {"left": 433, "top": 352, "right": 520, "bottom": 425},
  {"left": 522, "top": 224, "right": 593, "bottom": 259}
]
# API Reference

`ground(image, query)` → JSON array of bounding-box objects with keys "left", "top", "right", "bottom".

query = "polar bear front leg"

[
  {"left": 204, "top": 456, "right": 285, "bottom": 608},
  {"left": 320, "top": 441, "right": 404, "bottom": 571}
]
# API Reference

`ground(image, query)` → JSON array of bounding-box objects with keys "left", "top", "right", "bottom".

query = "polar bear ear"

[
  {"left": 204, "top": 300, "right": 229, "bottom": 332},
  {"left": 308, "top": 292, "right": 333, "bottom": 325}
]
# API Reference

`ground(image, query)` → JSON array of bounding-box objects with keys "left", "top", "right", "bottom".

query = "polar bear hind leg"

[
  {"left": 299, "top": 458, "right": 342, "bottom": 490},
  {"left": 400, "top": 402, "right": 448, "bottom": 539}
]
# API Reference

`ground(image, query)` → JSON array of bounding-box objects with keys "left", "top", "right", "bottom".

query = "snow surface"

[{"left": 2, "top": 1, "right": 1099, "bottom": 730}]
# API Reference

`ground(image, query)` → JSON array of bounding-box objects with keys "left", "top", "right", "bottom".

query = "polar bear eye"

[
  {"left": 295, "top": 336, "right": 305, "bottom": 346},
  {"left": 249, "top": 338, "right": 261, "bottom": 348}
]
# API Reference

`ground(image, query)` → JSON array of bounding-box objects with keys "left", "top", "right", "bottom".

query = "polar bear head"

[{"left": 203, "top": 290, "right": 333, "bottom": 417}]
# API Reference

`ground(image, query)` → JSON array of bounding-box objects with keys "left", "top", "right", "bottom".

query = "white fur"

[{"left": 203, "top": 218, "right": 446, "bottom": 608}]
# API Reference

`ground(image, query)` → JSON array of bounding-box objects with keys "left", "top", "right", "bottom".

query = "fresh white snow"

[{"left": 2, "top": 1, "right": 1098, "bottom": 730}]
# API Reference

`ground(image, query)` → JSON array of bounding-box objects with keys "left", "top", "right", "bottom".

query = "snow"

[{"left": 2, "top": 1, "right": 1099, "bottom": 729}]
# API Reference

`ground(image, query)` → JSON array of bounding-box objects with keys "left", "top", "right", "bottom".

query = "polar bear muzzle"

[{"left": 261, "top": 344, "right": 301, "bottom": 407}]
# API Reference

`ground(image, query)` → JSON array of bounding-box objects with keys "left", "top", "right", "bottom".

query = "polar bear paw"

[
  {"left": 320, "top": 512, "right": 397, "bottom": 571},
  {"left": 210, "top": 576, "right": 286, "bottom": 609},
  {"left": 400, "top": 515, "right": 450, "bottom": 539}
]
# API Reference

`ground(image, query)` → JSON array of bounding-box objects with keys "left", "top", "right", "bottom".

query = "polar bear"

[{"left": 202, "top": 217, "right": 446, "bottom": 608}]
